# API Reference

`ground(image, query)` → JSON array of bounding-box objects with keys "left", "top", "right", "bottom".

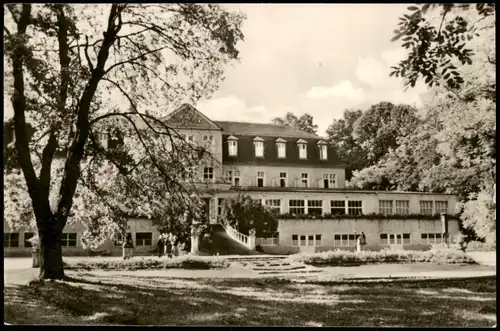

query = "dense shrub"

[
  {"left": 465, "top": 241, "right": 496, "bottom": 252},
  {"left": 288, "top": 249, "right": 476, "bottom": 266},
  {"left": 65, "top": 256, "right": 229, "bottom": 271}
]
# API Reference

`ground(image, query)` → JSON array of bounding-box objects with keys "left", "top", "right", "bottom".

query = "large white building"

[{"left": 4, "top": 104, "right": 460, "bottom": 256}]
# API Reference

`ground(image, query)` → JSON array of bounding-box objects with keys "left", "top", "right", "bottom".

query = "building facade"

[{"left": 4, "top": 104, "right": 461, "bottom": 256}]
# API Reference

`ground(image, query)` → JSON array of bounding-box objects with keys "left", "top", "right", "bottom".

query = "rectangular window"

[
  {"left": 24, "top": 232, "right": 35, "bottom": 248},
  {"left": 330, "top": 200, "right": 346, "bottom": 215},
  {"left": 257, "top": 171, "right": 265, "bottom": 187},
  {"left": 307, "top": 235, "right": 315, "bottom": 246},
  {"left": 395, "top": 200, "right": 410, "bottom": 215},
  {"left": 136, "top": 232, "right": 152, "bottom": 246},
  {"left": 435, "top": 201, "right": 448, "bottom": 214},
  {"left": 420, "top": 201, "right": 433, "bottom": 215},
  {"left": 61, "top": 233, "right": 77, "bottom": 247},
  {"left": 435, "top": 233, "right": 443, "bottom": 244},
  {"left": 315, "top": 234, "right": 322, "bottom": 246},
  {"left": 4, "top": 233, "right": 20, "bottom": 248},
  {"left": 298, "top": 143, "right": 307, "bottom": 159},
  {"left": 323, "top": 174, "right": 336, "bottom": 188},
  {"left": 379, "top": 200, "right": 393, "bottom": 215},
  {"left": 307, "top": 200, "right": 323, "bottom": 215},
  {"left": 319, "top": 145, "right": 328, "bottom": 160},
  {"left": 279, "top": 172, "right": 287, "bottom": 188},
  {"left": 254, "top": 141, "right": 264, "bottom": 157},
  {"left": 203, "top": 167, "right": 214, "bottom": 181},
  {"left": 348, "top": 200, "right": 363, "bottom": 215},
  {"left": 225, "top": 170, "right": 233, "bottom": 183},
  {"left": 265, "top": 199, "right": 281, "bottom": 214},
  {"left": 380, "top": 233, "right": 388, "bottom": 245},
  {"left": 234, "top": 171, "right": 240, "bottom": 187},
  {"left": 218, "top": 198, "right": 225, "bottom": 216},
  {"left": 277, "top": 142, "right": 286, "bottom": 158},
  {"left": 402, "top": 233, "right": 411, "bottom": 244},
  {"left": 289, "top": 200, "right": 305, "bottom": 215},
  {"left": 301, "top": 173, "right": 308, "bottom": 188},
  {"left": 300, "top": 235, "right": 306, "bottom": 246},
  {"left": 228, "top": 140, "right": 238, "bottom": 156},
  {"left": 292, "top": 234, "right": 298, "bottom": 246},
  {"left": 203, "top": 135, "right": 213, "bottom": 144},
  {"left": 334, "top": 233, "right": 358, "bottom": 246},
  {"left": 389, "top": 234, "right": 395, "bottom": 244}
]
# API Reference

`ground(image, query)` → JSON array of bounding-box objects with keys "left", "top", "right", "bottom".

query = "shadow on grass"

[{"left": 4, "top": 275, "right": 497, "bottom": 327}]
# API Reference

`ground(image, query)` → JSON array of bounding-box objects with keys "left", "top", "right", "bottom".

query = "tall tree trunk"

[{"left": 38, "top": 218, "right": 65, "bottom": 280}]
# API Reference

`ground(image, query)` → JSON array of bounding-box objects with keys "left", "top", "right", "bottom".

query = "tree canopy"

[
  {"left": 4, "top": 4, "right": 245, "bottom": 279},
  {"left": 272, "top": 112, "right": 319, "bottom": 135},
  {"left": 220, "top": 195, "right": 278, "bottom": 238}
]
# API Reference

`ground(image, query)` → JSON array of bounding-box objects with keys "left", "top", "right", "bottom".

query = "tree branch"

[
  {"left": 84, "top": 35, "right": 94, "bottom": 71},
  {"left": 103, "top": 44, "right": 171, "bottom": 75},
  {"left": 10, "top": 4, "right": 44, "bottom": 219}
]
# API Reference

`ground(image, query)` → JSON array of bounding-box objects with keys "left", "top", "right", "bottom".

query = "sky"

[
  {"left": 4, "top": 4, "right": 428, "bottom": 137},
  {"left": 196, "top": 4, "right": 428, "bottom": 136}
]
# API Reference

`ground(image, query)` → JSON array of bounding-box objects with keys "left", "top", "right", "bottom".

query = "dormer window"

[
  {"left": 297, "top": 139, "right": 307, "bottom": 159},
  {"left": 254, "top": 137, "right": 264, "bottom": 158},
  {"left": 227, "top": 135, "right": 238, "bottom": 156},
  {"left": 276, "top": 138, "right": 287, "bottom": 158},
  {"left": 318, "top": 140, "right": 328, "bottom": 160}
]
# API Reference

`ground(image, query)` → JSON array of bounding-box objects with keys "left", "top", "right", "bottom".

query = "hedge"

[
  {"left": 465, "top": 241, "right": 496, "bottom": 252},
  {"left": 65, "top": 256, "right": 230, "bottom": 271},
  {"left": 288, "top": 249, "right": 476, "bottom": 266}
]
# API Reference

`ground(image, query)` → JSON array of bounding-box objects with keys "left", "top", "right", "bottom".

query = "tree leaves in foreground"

[
  {"left": 272, "top": 112, "right": 319, "bottom": 135},
  {"left": 3, "top": 3, "right": 245, "bottom": 279},
  {"left": 390, "top": 3, "right": 495, "bottom": 90}
]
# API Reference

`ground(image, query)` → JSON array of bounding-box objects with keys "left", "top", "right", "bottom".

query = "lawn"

[{"left": 4, "top": 272, "right": 496, "bottom": 327}]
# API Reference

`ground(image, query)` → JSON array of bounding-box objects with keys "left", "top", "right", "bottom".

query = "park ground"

[{"left": 4, "top": 255, "right": 497, "bottom": 327}]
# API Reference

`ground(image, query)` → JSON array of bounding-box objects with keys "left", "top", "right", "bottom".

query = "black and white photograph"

[{"left": 3, "top": 3, "right": 496, "bottom": 327}]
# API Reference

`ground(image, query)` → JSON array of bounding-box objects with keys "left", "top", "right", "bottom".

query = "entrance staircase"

[{"left": 199, "top": 224, "right": 259, "bottom": 256}]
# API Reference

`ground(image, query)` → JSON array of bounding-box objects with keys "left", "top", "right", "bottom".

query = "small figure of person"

[
  {"left": 157, "top": 236, "right": 165, "bottom": 257},
  {"left": 356, "top": 232, "right": 367, "bottom": 252}
]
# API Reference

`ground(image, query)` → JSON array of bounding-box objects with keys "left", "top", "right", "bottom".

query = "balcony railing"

[{"left": 220, "top": 223, "right": 251, "bottom": 249}]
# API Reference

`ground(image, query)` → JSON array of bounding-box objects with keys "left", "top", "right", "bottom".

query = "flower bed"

[
  {"left": 65, "top": 256, "right": 230, "bottom": 271},
  {"left": 288, "top": 249, "right": 476, "bottom": 266}
]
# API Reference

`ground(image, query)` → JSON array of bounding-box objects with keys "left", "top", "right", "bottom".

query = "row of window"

[
  {"left": 180, "top": 134, "right": 214, "bottom": 145},
  {"left": 228, "top": 137, "right": 329, "bottom": 160},
  {"left": 291, "top": 232, "right": 447, "bottom": 247},
  {"left": 4, "top": 233, "right": 77, "bottom": 248},
  {"left": 3, "top": 232, "right": 155, "bottom": 248},
  {"left": 217, "top": 199, "right": 449, "bottom": 216}
]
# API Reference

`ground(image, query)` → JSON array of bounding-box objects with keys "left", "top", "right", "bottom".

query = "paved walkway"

[{"left": 4, "top": 257, "right": 496, "bottom": 286}]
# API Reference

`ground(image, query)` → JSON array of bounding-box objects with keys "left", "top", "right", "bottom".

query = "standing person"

[{"left": 157, "top": 236, "right": 165, "bottom": 258}]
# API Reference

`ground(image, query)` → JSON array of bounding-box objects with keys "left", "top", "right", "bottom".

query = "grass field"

[{"left": 4, "top": 272, "right": 496, "bottom": 327}]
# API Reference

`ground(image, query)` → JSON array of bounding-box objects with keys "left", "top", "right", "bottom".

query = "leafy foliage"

[
  {"left": 460, "top": 190, "right": 496, "bottom": 244},
  {"left": 272, "top": 112, "right": 319, "bottom": 135},
  {"left": 4, "top": 4, "right": 245, "bottom": 278},
  {"left": 289, "top": 249, "right": 476, "bottom": 266},
  {"left": 64, "top": 255, "right": 230, "bottom": 271},
  {"left": 220, "top": 195, "right": 278, "bottom": 237},
  {"left": 326, "top": 109, "right": 366, "bottom": 180},
  {"left": 390, "top": 3, "right": 495, "bottom": 90}
]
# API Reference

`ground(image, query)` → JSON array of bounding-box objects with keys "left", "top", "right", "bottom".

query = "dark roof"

[
  {"left": 165, "top": 104, "right": 222, "bottom": 131},
  {"left": 221, "top": 134, "right": 345, "bottom": 167},
  {"left": 214, "top": 121, "right": 320, "bottom": 139}
]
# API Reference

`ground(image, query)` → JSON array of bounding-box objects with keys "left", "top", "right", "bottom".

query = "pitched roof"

[
  {"left": 165, "top": 104, "right": 222, "bottom": 131},
  {"left": 213, "top": 121, "right": 320, "bottom": 139}
]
